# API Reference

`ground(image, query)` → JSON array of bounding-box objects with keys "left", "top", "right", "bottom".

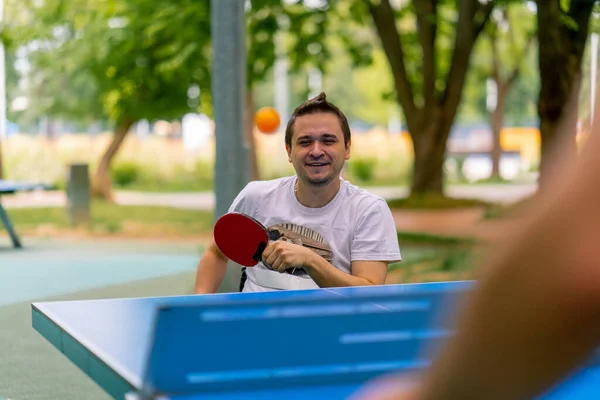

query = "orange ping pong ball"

[{"left": 255, "top": 107, "right": 280, "bottom": 134}]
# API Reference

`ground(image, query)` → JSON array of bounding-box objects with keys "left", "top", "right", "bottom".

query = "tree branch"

[
  {"left": 506, "top": 32, "right": 536, "bottom": 87},
  {"left": 414, "top": 0, "right": 437, "bottom": 108},
  {"left": 474, "top": 1, "right": 495, "bottom": 38},
  {"left": 488, "top": 24, "right": 500, "bottom": 83},
  {"left": 506, "top": 66, "right": 519, "bottom": 88},
  {"left": 367, "top": 0, "right": 416, "bottom": 117},
  {"left": 565, "top": 0, "right": 594, "bottom": 62},
  {"left": 443, "top": 0, "right": 495, "bottom": 119}
]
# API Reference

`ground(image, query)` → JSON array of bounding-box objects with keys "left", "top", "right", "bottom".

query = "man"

[
  {"left": 350, "top": 102, "right": 600, "bottom": 398},
  {"left": 195, "top": 92, "right": 401, "bottom": 293}
]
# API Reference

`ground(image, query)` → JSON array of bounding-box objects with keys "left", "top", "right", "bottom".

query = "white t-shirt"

[{"left": 227, "top": 176, "right": 402, "bottom": 292}]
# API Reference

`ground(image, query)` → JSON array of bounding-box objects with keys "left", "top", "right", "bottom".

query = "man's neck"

[{"left": 295, "top": 177, "right": 341, "bottom": 208}]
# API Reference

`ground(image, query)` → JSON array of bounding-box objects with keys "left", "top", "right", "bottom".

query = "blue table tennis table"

[
  {"left": 0, "top": 180, "right": 49, "bottom": 248},
  {"left": 31, "top": 281, "right": 600, "bottom": 399}
]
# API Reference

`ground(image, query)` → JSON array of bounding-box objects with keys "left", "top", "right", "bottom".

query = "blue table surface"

[
  {"left": 157, "top": 366, "right": 600, "bottom": 399},
  {"left": 32, "top": 281, "right": 600, "bottom": 399},
  {"left": 32, "top": 282, "right": 471, "bottom": 393}
]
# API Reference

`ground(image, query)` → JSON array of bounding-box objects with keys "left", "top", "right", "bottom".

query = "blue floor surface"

[{"left": 0, "top": 237, "right": 201, "bottom": 306}]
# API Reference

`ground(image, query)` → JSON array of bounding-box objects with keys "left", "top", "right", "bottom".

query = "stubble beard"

[{"left": 299, "top": 164, "right": 341, "bottom": 187}]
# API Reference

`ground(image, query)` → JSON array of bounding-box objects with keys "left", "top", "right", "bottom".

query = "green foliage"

[
  {"left": 348, "top": 157, "right": 376, "bottom": 182},
  {"left": 111, "top": 161, "right": 140, "bottom": 187},
  {"left": 387, "top": 238, "right": 480, "bottom": 284},
  {"left": 350, "top": 49, "right": 399, "bottom": 125},
  {"left": 194, "top": 159, "right": 213, "bottom": 181},
  {"left": 1, "top": 2, "right": 24, "bottom": 123},
  {"left": 246, "top": 0, "right": 284, "bottom": 86},
  {"left": 437, "top": 248, "right": 474, "bottom": 272},
  {"left": 327, "top": 0, "right": 376, "bottom": 68},
  {"left": 10, "top": 0, "right": 212, "bottom": 126},
  {"left": 10, "top": 0, "right": 352, "bottom": 128},
  {"left": 110, "top": 159, "right": 215, "bottom": 192}
]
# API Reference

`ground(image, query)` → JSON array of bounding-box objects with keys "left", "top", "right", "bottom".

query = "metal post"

[
  {"left": 211, "top": 0, "right": 249, "bottom": 219},
  {"left": 211, "top": 0, "right": 249, "bottom": 292},
  {"left": 0, "top": 201, "right": 21, "bottom": 248},
  {"left": 66, "top": 163, "right": 91, "bottom": 226}
]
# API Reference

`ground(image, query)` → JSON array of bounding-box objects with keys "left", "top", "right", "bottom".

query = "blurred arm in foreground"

[{"left": 351, "top": 105, "right": 600, "bottom": 399}]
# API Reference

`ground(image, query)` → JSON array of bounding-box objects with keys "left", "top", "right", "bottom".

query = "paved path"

[{"left": 0, "top": 184, "right": 536, "bottom": 210}]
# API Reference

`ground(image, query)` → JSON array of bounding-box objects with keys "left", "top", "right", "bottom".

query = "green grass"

[
  {"left": 116, "top": 178, "right": 214, "bottom": 193},
  {"left": 471, "top": 176, "right": 512, "bottom": 185},
  {"left": 482, "top": 204, "right": 509, "bottom": 220},
  {"left": 388, "top": 242, "right": 481, "bottom": 283},
  {"left": 481, "top": 195, "right": 535, "bottom": 220},
  {"left": 387, "top": 193, "right": 491, "bottom": 210},
  {"left": 394, "top": 232, "right": 478, "bottom": 271},
  {"left": 389, "top": 230, "right": 483, "bottom": 283},
  {"left": 6, "top": 200, "right": 215, "bottom": 236},
  {"left": 397, "top": 231, "right": 477, "bottom": 245},
  {"left": 355, "top": 178, "right": 410, "bottom": 188},
  {"left": 117, "top": 177, "right": 407, "bottom": 193},
  {"left": 6, "top": 200, "right": 485, "bottom": 284}
]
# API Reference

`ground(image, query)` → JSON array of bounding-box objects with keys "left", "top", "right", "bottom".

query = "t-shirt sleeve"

[
  {"left": 351, "top": 198, "right": 402, "bottom": 263},
  {"left": 228, "top": 182, "right": 259, "bottom": 215}
]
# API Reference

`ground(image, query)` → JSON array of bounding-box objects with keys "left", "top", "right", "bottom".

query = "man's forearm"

[
  {"left": 305, "top": 257, "right": 373, "bottom": 288},
  {"left": 194, "top": 248, "right": 228, "bottom": 294},
  {"left": 417, "top": 185, "right": 600, "bottom": 400}
]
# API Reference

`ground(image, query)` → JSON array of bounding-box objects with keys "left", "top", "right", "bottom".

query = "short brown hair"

[{"left": 284, "top": 92, "right": 351, "bottom": 149}]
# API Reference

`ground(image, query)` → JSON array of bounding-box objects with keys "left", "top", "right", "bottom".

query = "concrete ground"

[{"left": 0, "top": 237, "right": 209, "bottom": 400}]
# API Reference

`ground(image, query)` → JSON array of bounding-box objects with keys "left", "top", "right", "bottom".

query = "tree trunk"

[
  {"left": 91, "top": 119, "right": 134, "bottom": 201},
  {"left": 491, "top": 83, "right": 507, "bottom": 179},
  {"left": 368, "top": 0, "right": 494, "bottom": 197},
  {"left": 539, "top": 73, "right": 581, "bottom": 187},
  {"left": 244, "top": 89, "right": 260, "bottom": 181},
  {"left": 409, "top": 111, "right": 451, "bottom": 195},
  {"left": 536, "top": 0, "right": 593, "bottom": 189}
]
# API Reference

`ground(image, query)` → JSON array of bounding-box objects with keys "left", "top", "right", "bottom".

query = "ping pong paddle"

[{"left": 213, "top": 212, "right": 283, "bottom": 267}]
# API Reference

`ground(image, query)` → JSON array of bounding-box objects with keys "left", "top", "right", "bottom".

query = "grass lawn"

[
  {"left": 389, "top": 231, "right": 482, "bottom": 284},
  {"left": 6, "top": 200, "right": 215, "bottom": 237},
  {"left": 114, "top": 179, "right": 404, "bottom": 193},
  {"left": 6, "top": 201, "right": 483, "bottom": 284},
  {"left": 387, "top": 194, "right": 491, "bottom": 210},
  {"left": 115, "top": 179, "right": 214, "bottom": 193},
  {"left": 482, "top": 195, "right": 535, "bottom": 220}
]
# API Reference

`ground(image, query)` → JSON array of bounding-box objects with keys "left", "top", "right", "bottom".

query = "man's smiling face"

[{"left": 286, "top": 112, "right": 350, "bottom": 187}]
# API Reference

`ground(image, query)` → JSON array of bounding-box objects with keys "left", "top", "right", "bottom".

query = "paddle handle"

[
  {"left": 251, "top": 230, "right": 282, "bottom": 263},
  {"left": 252, "top": 241, "right": 267, "bottom": 262}
]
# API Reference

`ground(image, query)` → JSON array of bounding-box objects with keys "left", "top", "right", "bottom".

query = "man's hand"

[
  {"left": 262, "top": 240, "right": 317, "bottom": 273},
  {"left": 261, "top": 240, "right": 387, "bottom": 288}
]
